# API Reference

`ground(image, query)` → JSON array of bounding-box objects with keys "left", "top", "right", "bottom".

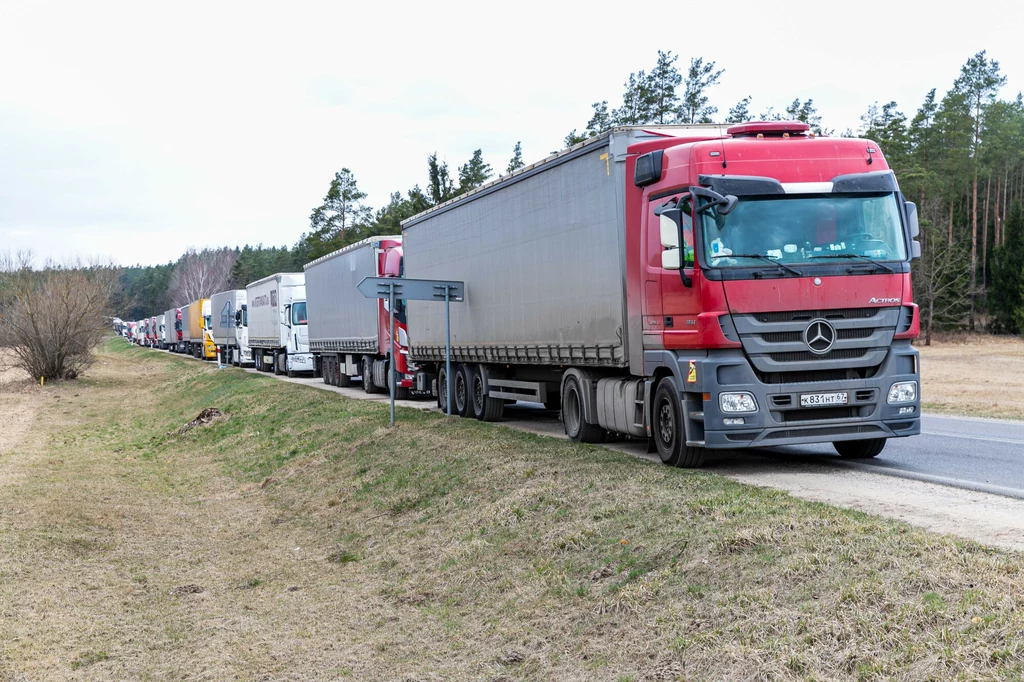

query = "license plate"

[{"left": 800, "top": 392, "right": 848, "bottom": 407}]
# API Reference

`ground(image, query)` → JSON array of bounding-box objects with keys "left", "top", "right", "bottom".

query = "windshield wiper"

[
  {"left": 726, "top": 254, "right": 804, "bottom": 277},
  {"left": 809, "top": 253, "right": 895, "bottom": 273}
]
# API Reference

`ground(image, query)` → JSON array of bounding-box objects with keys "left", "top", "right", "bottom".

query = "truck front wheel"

[
  {"left": 652, "top": 382, "right": 705, "bottom": 468},
  {"left": 833, "top": 438, "right": 886, "bottom": 459},
  {"left": 273, "top": 352, "right": 285, "bottom": 376},
  {"left": 562, "top": 375, "right": 604, "bottom": 443}
]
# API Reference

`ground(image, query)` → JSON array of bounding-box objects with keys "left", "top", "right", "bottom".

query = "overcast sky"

[{"left": 2, "top": 1, "right": 1022, "bottom": 267}]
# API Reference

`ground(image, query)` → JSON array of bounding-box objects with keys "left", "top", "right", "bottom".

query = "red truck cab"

[
  {"left": 631, "top": 121, "right": 920, "bottom": 464},
  {"left": 378, "top": 239, "right": 414, "bottom": 387}
]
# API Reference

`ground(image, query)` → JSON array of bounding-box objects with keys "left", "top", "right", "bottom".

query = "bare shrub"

[
  {"left": 0, "top": 253, "right": 121, "bottom": 380},
  {"left": 167, "top": 247, "right": 237, "bottom": 306}
]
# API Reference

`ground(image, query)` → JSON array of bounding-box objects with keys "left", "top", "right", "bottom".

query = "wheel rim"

[
  {"left": 564, "top": 386, "right": 581, "bottom": 436},
  {"left": 657, "top": 399, "right": 675, "bottom": 447},
  {"left": 473, "top": 375, "right": 484, "bottom": 413},
  {"left": 455, "top": 373, "right": 466, "bottom": 411}
]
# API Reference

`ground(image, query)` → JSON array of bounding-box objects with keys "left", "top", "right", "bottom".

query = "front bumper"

[
  {"left": 679, "top": 341, "right": 920, "bottom": 449},
  {"left": 287, "top": 352, "right": 315, "bottom": 372}
]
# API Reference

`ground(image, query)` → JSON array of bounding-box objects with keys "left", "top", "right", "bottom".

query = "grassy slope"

[{"left": 0, "top": 340, "right": 1022, "bottom": 681}]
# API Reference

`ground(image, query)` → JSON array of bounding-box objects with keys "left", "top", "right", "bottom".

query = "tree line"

[{"left": 117, "top": 50, "right": 1024, "bottom": 343}]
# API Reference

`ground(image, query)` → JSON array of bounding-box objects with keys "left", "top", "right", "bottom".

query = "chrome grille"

[{"left": 730, "top": 306, "right": 900, "bottom": 380}]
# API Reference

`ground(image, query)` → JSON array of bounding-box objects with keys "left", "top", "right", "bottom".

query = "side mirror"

[
  {"left": 659, "top": 213, "right": 679, "bottom": 249},
  {"left": 906, "top": 201, "right": 920, "bottom": 238},
  {"left": 911, "top": 241, "right": 921, "bottom": 259},
  {"left": 654, "top": 204, "right": 692, "bottom": 288},
  {"left": 662, "top": 248, "right": 681, "bottom": 270},
  {"left": 284, "top": 304, "right": 292, "bottom": 327}
]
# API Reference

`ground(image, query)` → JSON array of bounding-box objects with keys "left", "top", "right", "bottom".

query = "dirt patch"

[
  {"left": 173, "top": 407, "right": 224, "bottom": 435},
  {"left": 920, "top": 334, "right": 1024, "bottom": 419}
]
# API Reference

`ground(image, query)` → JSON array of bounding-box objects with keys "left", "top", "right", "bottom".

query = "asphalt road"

[{"left": 496, "top": 405, "right": 1024, "bottom": 496}]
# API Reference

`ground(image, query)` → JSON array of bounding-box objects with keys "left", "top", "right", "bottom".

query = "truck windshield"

[
  {"left": 291, "top": 302, "right": 307, "bottom": 326},
  {"left": 701, "top": 192, "right": 907, "bottom": 268}
]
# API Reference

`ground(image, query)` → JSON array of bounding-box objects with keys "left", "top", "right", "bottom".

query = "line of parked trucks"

[{"left": 119, "top": 122, "right": 923, "bottom": 467}]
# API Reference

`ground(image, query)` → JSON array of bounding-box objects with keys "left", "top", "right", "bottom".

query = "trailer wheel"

[
  {"left": 652, "top": 381, "right": 704, "bottom": 468},
  {"left": 322, "top": 356, "right": 333, "bottom": 385},
  {"left": 562, "top": 375, "right": 605, "bottom": 443},
  {"left": 362, "top": 357, "right": 380, "bottom": 394},
  {"left": 453, "top": 364, "right": 471, "bottom": 418},
  {"left": 472, "top": 366, "right": 503, "bottom": 422},
  {"left": 437, "top": 365, "right": 452, "bottom": 414},
  {"left": 833, "top": 438, "right": 886, "bottom": 458}
]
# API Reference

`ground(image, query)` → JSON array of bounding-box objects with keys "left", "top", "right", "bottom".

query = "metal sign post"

[{"left": 357, "top": 277, "right": 464, "bottom": 426}]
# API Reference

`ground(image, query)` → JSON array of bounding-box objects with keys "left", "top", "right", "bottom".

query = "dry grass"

[
  {"left": 920, "top": 333, "right": 1024, "bottom": 420},
  {"left": 0, "top": 339, "right": 1022, "bottom": 680}
]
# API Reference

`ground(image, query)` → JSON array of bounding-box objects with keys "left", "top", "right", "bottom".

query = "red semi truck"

[
  {"left": 402, "top": 122, "right": 921, "bottom": 467},
  {"left": 305, "top": 236, "right": 416, "bottom": 396}
]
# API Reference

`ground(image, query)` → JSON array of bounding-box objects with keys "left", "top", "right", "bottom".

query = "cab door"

[{"left": 646, "top": 192, "right": 701, "bottom": 347}]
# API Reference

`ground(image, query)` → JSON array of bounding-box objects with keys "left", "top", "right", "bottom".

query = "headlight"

[
  {"left": 887, "top": 381, "right": 918, "bottom": 404},
  {"left": 719, "top": 392, "right": 758, "bottom": 413}
]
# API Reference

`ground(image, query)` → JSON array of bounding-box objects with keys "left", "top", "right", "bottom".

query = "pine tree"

[
  {"left": 564, "top": 129, "right": 588, "bottom": 147},
  {"left": 786, "top": 98, "right": 824, "bottom": 134},
  {"left": 679, "top": 57, "right": 724, "bottom": 124},
  {"left": 586, "top": 101, "right": 612, "bottom": 136},
  {"left": 953, "top": 50, "right": 1007, "bottom": 330},
  {"left": 613, "top": 70, "right": 656, "bottom": 125},
  {"left": 648, "top": 50, "right": 682, "bottom": 124},
  {"left": 427, "top": 153, "right": 456, "bottom": 205},
  {"left": 726, "top": 96, "right": 752, "bottom": 123},
  {"left": 457, "top": 149, "right": 493, "bottom": 194},
  {"left": 506, "top": 141, "right": 525, "bottom": 175},
  {"left": 990, "top": 203, "right": 1024, "bottom": 333}
]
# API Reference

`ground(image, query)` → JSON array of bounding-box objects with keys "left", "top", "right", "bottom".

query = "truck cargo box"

[
  {"left": 246, "top": 273, "right": 305, "bottom": 349},
  {"left": 402, "top": 128, "right": 694, "bottom": 369},
  {"left": 305, "top": 236, "right": 398, "bottom": 353},
  {"left": 181, "top": 304, "right": 192, "bottom": 342},
  {"left": 184, "top": 299, "right": 209, "bottom": 341},
  {"left": 210, "top": 289, "right": 246, "bottom": 346},
  {"left": 163, "top": 308, "right": 179, "bottom": 345}
]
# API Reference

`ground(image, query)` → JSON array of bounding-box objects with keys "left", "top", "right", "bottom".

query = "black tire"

[
  {"left": 652, "top": 381, "right": 705, "bottom": 468},
  {"left": 273, "top": 352, "right": 285, "bottom": 376},
  {"left": 362, "top": 357, "right": 379, "bottom": 394},
  {"left": 561, "top": 375, "right": 605, "bottom": 443},
  {"left": 472, "top": 366, "right": 504, "bottom": 422},
  {"left": 323, "top": 357, "right": 333, "bottom": 385},
  {"left": 437, "top": 365, "right": 452, "bottom": 414},
  {"left": 453, "top": 364, "right": 472, "bottom": 418},
  {"left": 834, "top": 438, "right": 887, "bottom": 459}
]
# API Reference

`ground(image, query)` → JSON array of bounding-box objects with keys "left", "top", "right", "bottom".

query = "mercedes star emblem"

[{"left": 803, "top": 319, "right": 837, "bottom": 355}]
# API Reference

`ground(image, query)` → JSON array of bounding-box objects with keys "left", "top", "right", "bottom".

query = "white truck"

[
  {"left": 245, "top": 273, "right": 312, "bottom": 376},
  {"left": 155, "top": 314, "right": 166, "bottom": 349},
  {"left": 210, "top": 289, "right": 252, "bottom": 366}
]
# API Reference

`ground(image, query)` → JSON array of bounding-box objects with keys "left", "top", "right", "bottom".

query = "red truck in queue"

[
  {"left": 401, "top": 122, "right": 921, "bottom": 467},
  {"left": 305, "top": 236, "right": 416, "bottom": 396}
]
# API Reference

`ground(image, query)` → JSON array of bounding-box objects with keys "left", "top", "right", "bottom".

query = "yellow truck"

[{"left": 183, "top": 298, "right": 217, "bottom": 360}]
